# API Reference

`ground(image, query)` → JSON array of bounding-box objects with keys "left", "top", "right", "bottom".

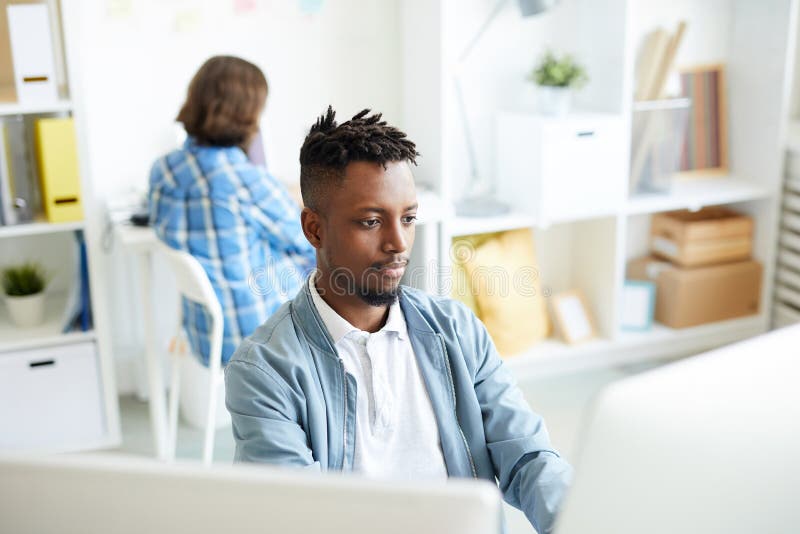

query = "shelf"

[
  {"left": 626, "top": 177, "right": 771, "bottom": 215},
  {"left": 447, "top": 212, "right": 536, "bottom": 237},
  {"left": 503, "top": 314, "right": 767, "bottom": 381},
  {"left": 0, "top": 98, "right": 72, "bottom": 116},
  {"left": 0, "top": 291, "right": 94, "bottom": 354},
  {"left": 0, "top": 220, "right": 84, "bottom": 239}
]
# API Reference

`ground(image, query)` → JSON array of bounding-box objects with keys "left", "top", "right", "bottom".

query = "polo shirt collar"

[{"left": 308, "top": 275, "right": 407, "bottom": 343}]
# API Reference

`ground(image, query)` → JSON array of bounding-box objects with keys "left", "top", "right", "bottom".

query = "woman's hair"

[{"left": 177, "top": 55, "right": 268, "bottom": 149}]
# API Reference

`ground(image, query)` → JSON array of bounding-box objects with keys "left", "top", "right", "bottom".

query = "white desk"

[{"left": 114, "top": 224, "right": 169, "bottom": 460}]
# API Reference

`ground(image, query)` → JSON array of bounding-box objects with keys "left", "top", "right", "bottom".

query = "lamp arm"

[
  {"left": 458, "top": 0, "right": 512, "bottom": 64},
  {"left": 453, "top": 75, "right": 482, "bottom": 195},
  {"left": 454, "top": 0, "right": 510, "bottom": 196}
]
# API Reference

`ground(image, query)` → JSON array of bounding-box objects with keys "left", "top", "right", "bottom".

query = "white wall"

[
  {"left": 68, "top": 0, "right": 403, "bottom": 392},
  {"left": 75, "top": 0, "right": 402, "bottom": 198}
]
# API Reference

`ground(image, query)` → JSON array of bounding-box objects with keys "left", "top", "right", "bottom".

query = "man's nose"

[{"left": 383, "top": 220, "right": 409, "bottom": 254}]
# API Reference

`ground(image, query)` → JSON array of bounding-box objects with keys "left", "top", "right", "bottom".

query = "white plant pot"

[
  {"left": 5, "top": 292, "right": 46, "bottom": 328},
  {"left": 537, "top": 86, "right": 572, "bottom": 116}
]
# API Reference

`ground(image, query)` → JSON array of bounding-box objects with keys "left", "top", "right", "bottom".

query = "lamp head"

[{"left": 517, "top": 0, "right": 557, "bottom": 17}]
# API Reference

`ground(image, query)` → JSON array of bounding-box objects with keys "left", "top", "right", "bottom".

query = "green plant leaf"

[
  {"left": 529, "top": 50, "right": 589, "bottom": 88},
  {"left": 2, "top": 263, "right": 48, "bottom": 297}
]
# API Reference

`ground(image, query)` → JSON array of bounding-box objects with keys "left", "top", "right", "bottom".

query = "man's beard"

[
  {"left": 324, "top": 262, "right": 402, "bottom": 307},
  {"left": 357, "top": 284, "right": 400, "bottom": 307}
]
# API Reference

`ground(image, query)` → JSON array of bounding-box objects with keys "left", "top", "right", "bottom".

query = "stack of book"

[{"left": 635, "top": 21, "right": 687, "bottom": 102}]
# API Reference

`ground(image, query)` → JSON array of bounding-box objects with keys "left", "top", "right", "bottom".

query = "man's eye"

[
  {"left": 402, "top": 215, "right": 418, "bottom": 225},
  {"left": 361, "top": 219, "right": 380, "bottom": 228}
]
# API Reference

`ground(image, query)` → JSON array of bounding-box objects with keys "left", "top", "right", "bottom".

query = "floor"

[{"left": 108, "top": 361, "right": 663, "bottom": 533}]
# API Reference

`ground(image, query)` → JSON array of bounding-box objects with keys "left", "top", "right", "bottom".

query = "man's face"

[{"left": 312, "top": 160, "right": 417, "bottom": 306}]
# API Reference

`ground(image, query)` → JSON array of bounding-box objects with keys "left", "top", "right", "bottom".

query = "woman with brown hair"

[{"left": 149, "top": 55, "right": 315, "bottom": 366}]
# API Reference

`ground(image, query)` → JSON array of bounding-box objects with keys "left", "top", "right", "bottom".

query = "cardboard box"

[
  {"left": 627, "top": 256, "right": 762, "bottom": 328},
  {"left": 650, "top": 207, "right": 753, "bottom": 267}
]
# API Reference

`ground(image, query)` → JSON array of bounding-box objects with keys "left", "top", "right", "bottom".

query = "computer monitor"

[
  {"left": 246, "top": 129, "right": 267, "bottom": 166},
  {"left": 556, "top": 323, "right": 800, "bottom": 534},
  {"left": 0, "top": 454, "right": 502, "bottom": 534}
]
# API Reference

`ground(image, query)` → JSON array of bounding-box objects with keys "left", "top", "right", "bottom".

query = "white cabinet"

[
  {"left": 0, "top": 341, "right": 105, "bottom": 451},
  {"left": 496, "top": 112, "right": 626, "bottom": 226}
]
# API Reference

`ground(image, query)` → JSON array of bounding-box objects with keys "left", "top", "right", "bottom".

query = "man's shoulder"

[{"left": 227, "top": 300, "right": 303, "bottom": 371}]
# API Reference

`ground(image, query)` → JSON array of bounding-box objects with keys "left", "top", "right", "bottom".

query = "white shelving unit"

[
  {"left": 505, "top": 315, "right": 766, "bottom": 381},
  {"left": 0, "top": 0, "right": 120, "bottom": 452},
  {"left": 0, "top": 220, "right": 84, "bottom": 238},
  {"left": 0, "top": 99, "right": 72, "bottom": 117},
  {"left": 625, "top": 177, "right": 772, "bottom": 215},
  {"left": 403, "top": 0, "right": 797, "bottom": 381}
]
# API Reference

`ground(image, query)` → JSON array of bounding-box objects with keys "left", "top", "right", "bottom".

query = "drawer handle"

[
  {"left": 577, "top": 130, "right": 595, "bottom": 137},
  {"left": 29, "top": 359, "right": 55, "bottom": 368}
]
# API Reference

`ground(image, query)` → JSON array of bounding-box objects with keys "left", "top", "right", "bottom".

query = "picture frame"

[
  {"left": 551, "top": 290, "right": 596, "bottom": 345},
  {"left": 620, "top": 280, "right": 656, "bottom": 332},
  {"left": 678, "top": 64, "right": 729, "bottom": 177}
]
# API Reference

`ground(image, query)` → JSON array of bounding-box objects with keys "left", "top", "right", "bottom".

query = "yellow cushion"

[
  {"left": 456, "top": 228, "right": 550, "bottom": 356},
  {"left": 450, "top": 233, "right": 493, "bottom": 316}
]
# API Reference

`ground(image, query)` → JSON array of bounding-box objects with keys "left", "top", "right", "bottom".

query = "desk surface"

[{"left": 115, "top": 224, "right": 158, "bottom": 253}]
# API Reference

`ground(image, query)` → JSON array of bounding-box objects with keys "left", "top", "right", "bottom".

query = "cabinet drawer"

[{"left": 0, "top": 341, "right": 105, "bottom": 451}]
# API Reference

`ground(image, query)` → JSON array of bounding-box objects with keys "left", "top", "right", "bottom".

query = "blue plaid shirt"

[{"left": 149, "top": 138, "right": 315, "bottom": 365}]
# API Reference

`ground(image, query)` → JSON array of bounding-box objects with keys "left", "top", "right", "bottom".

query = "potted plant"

[
  {"left": 528, "top": 50, "right": 588, "bottom": 116},
  {"left": 2, "top": 262, "right": 48, "bottom": 328}
]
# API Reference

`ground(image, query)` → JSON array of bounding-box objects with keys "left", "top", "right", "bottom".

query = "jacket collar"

[{"left": 291, "top": 277, "right": 339, "bottom": 358}]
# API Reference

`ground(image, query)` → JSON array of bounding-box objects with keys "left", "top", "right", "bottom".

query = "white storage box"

[
  {"left": 629, "top": 99, "right": 690, "bottom": 194},
  {"left": 496, "top": 112, "right": 626, "bottom": 226},
  {"left": 0, "top": 341, "right": 105, "bottom": 451}
]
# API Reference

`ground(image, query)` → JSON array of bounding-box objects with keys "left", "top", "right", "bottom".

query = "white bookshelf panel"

[
  {"left": 0, "top": 99, "right": 72, "bottom": 116},
  {"left": 0, "top": 291, "right": 94, "bottom": 354},
  {"left": 0, "top": 220, "right": 84, "bottom": 239},
  {"left": 505, "top": 314, "right": 767, "bottom": 382},
  {"left": 626, "top": 177, "right": 771, "bottom": 215}
]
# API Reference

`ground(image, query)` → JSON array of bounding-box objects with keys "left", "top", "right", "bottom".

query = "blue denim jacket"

[{"left": 225, "top": 282, "right": 572, "bottom": 533}]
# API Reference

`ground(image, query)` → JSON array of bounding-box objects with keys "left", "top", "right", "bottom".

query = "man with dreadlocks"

[{"left": 225, "top": 107, "right": 572, "bottom": 533}]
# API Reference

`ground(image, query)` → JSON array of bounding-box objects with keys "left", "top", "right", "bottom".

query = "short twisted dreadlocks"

[{"left": 299, "top": 106, "right": 419, "bottom": 211}]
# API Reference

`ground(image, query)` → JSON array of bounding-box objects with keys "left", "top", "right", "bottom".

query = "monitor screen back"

[
  {"left": 556, "top": 324, "right": 800, "bottom": 534},
  {"left": 0, "top": 454, "right": 503, "bottom": 534}
]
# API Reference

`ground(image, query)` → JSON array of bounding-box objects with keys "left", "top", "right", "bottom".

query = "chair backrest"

[{"left": 154, "top": 240, "right": 224, "bottom": 331}]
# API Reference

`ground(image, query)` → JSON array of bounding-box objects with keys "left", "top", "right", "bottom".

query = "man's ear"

[{"left": 301, "top": 207, "right": 323, "bottom": 249}]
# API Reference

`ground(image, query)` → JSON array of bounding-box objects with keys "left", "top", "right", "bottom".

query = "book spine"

[{"left": 0, "top": 122, "right": 16, "bottom": 225}]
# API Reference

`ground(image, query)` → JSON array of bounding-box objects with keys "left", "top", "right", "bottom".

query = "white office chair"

[{"left": 154, "top": 241, "right": 224, "bottom": 466}]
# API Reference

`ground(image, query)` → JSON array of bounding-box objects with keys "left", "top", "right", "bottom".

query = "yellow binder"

[{"left": 34, "top": 117, "right": 83, "bottom": 223}]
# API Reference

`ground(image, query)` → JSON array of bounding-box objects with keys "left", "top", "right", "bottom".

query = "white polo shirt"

[{"left": 309, "top": 277, "right": 448, "bottom": 480}]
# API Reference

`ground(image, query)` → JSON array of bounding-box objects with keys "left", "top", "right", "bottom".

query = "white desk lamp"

[{"left": 454, "top": 0, "right": 558, "bottom": 217}]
